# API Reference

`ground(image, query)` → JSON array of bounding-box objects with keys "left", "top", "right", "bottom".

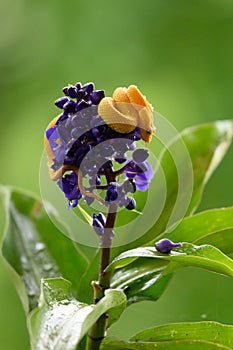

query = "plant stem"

[{"left": 85, "top": 169, "right": 117, "bottom": 350}]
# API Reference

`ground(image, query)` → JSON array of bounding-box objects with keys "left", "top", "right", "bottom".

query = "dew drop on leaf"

[{"left": 35, "top": 242, "right": 46, "bottom": 253}]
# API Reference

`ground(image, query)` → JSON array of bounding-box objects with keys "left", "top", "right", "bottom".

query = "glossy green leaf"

[
  {"left": 77, "top": 250, "right": 101, "bottom": 304},
  {"left": 110, "top": 257, "right": 171, "bottom": 304},
  {"left": 107, "top": 243, "right": 233, "bottom": 304},
  {"left": 158, "top": 207, "right": 233, "bottom": 254},
  {"left": 112, "top": 120, "right": 233, "bottom": 258},
  {"left": 131, "top": 321, "right": 233, "bottom": 348},
  {"left": 101, "top": 336, "right": 232, "bottom": 350},
  {"left": 29, "top": 278, "right": 126, "bottom": 350},
  {"left": 1, "top": 187, "right": 88, "bottom": 312},
  {"left": 109, "top": 243, "right": 233, "bottom": 277}
]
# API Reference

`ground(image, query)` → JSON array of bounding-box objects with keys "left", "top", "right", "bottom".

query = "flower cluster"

[{"left": 44, "top": 82, "right": 154, "bottom": 212}]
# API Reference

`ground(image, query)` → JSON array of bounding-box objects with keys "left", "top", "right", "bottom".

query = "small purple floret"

[
  {"left": 67, "top": 86, "right": 79, "bottom": 98},
  {"left": 155, "top": 239, "right": 182, "bottom": 254},
  {"left": 90, "top": 90, "right": 105, "bottom": 104},
  {"left": 63, "top": 100, "right": 76, "bottom": 113},
  {"left": 125, "top": 197, "right": 136, "bottom": 210},
  {"left": 55, "top": 97, "right": 69, "bottom": 109},
  {"left": 132, "top": 148, "right": 149, "bottom": 163},
  {"left": 92, "top": 213, "right": 106, "bottom": 236},
  {"left": 82, "top": 82, "right": 94, "bottom": 94},
  {"left": 105, "top": 182, "right": 118, "bottom": 202}
]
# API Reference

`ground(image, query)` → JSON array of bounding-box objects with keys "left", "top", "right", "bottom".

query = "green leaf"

[
  {"left": 100, "top": 328, "right": 232, "bottom": 350},
  {"left": 158, "top": 207, "right": 233, "bottom": 254},
  {"left": 107, "top": 243, "right": 233, "bottom": 303},
  {"left": 77, "top": 250, "right": 101, "bottom": 304},
  {"left": 29, "top": 278, "right": 126, "bottom": 350},
  {"left": 112, "top": 120, "right": 233, "bottom": 257},
  {"left": 131, "top": 321, "right": 233, "bottom": 348},
  {"left": 109, "top": 243, "right": 233, "bottom": 277},
  {"left": 103, "top": 321, "right": 233, "bottom": 349},
  {"left": 0, "top": 187, "right": 88, "bottom": 312},
  {"left": 110, "top": 257, "right": 171, "bottom": 304}
]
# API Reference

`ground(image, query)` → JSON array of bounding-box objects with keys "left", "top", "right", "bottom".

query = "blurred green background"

[{"left": 0, "top": 0, "right": 233, "bottom": 348}]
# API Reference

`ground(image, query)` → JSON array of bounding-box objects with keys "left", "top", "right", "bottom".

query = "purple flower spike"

[
  {"left": 47, "top": 81, "right": 155, "bottom": 210},
  {"left": 155, "top": 239, "right": 182, "bottom": 254}
]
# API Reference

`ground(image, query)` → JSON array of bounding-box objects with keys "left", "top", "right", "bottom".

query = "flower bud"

[
  {"left": 63, "top": 100, "right": 76, "bottom": 113},
  {"left": 67, "top": 86, "right": 79, "bottom": 98},
  {"left": 125, "top": 197, "right": 136, "bottom": 210},
  {"left": 90, "top": 90, "right": 105, "bottom": 104},
  {"left": 92, "top": 214, "right": 104, "bottom": 236},
  {"left": 155, "top": 239, "right": 181, "bottom": 254},
  {"left": 55, "top": 97, "right": 69, "bottom": 109},
  {"left": 132, "top": 148, "right": 149, "bottom": 163},
  {"left": 82, "top": 82, "right": 94, "bottom": 94},
  {"left": 105, "top": 182, "right": 118, "bottom": 202}
]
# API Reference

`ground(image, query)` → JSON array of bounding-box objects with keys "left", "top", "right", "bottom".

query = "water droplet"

[
  {"left": 35, "top": 242, "right": 45, "bottom": 253},
  {"left": 170, "top": 330, "right": 177, "bottom": 338},
  {"left": 43, "top": 263, "right": 53, "bottom": 272},
  {"left": 20, "top": 256, "right": 30, "bottom": 271},
  {"left": 59, "top": 299, "right": 70, "bottom": 306},
  {"left": 28, "top": 289, "right": 35, "bottom": 297}
]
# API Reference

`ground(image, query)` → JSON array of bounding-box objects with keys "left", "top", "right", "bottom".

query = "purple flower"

[
  {"left": 123, "top": 160, "right": 154, "bottom": 192},
  {"left": 132, "top": 148, "right": 149, "bottom": 163},
  {"left": 105, "top": 182, "right": 118, "bottom": 202},
  {"left": 134, "top": 161, "right": 154, "bottom": 192},
  {"left": 57, "top": 171, "right": 82, "bottom": 209}
]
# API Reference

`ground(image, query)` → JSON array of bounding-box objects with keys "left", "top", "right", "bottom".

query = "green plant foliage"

[
  {"left": 76, "top": 120, "right": 233, "bottom": 307},
  {"left": 101, "top": 321, "right": 233, "bottom": 349},
  {"left": 112, "top": 120, "right": 233, "bottom": 257},
  {"left": 1, "top": 120, "right": 233, "bottom": 349},
  {"left": 101, "top": 336, "right": 232, "bottom": 349},
  {"left": 107, "top": 243, "right": 233, "bottom": 302},
  {"left": 29, "top": 278, "right": 126, "bottom": 350},
  {"left": 110, "top": 258, "right": 172, "bottom": 304},
  {"left": 1, "top": 187, "right": 88, "bottom": 312},
  {"left": 78, "top": 252, "right": 101, "bottom": 304},
  {"left": 131, "top": 321, "right": 233, "bottom": 347},
  {"left": 158, "top": 207, "right": 233, "bottom": 254}
]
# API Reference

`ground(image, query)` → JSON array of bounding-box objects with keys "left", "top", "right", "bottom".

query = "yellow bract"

[{"left": 98, "top": 85, "right": 155, "bottom": 143}]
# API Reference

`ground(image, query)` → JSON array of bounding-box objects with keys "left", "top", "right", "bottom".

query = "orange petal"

[
  {"left": 126, "top": 85, "right": 148, "bottom": 108},
  {"left": 98, "top": 97, "right": 136, "bottom": 133},
  {"left": 113, "top": 87, "right": 130, "bottom": 103}
]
